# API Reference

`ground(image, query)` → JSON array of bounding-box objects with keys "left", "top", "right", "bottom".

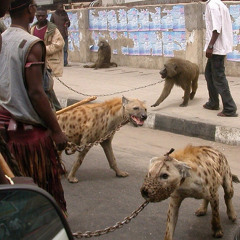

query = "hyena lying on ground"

[
  {"left": 141, "top": 145, "right": 239, "bottom": 240},
  {"left": 57, "top": 96, "right": 147, "bottom": 183}
]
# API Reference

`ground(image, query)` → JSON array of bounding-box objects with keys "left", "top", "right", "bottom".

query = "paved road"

[{"left": 61, "top": 125, "right": 240, "bottom": 240}]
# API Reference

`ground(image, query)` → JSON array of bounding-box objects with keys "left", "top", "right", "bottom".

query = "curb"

[{"left": 58, "top": 97, "right": 240, "bottom": 146}]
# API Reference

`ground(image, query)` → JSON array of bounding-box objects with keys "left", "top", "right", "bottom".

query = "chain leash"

[
  {"left": 72, "top": 200, "right": 149, "bottom": 238},
  {"left": 65, "top": 116, "right": 129, "bottom": 155},
  {"left": 55, "top": 76, "right": 164, "bottom": 97}
]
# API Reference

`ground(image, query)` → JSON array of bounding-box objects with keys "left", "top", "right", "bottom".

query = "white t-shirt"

[{"left": 204, "top": 0, "right": 233, "bottom": 55}]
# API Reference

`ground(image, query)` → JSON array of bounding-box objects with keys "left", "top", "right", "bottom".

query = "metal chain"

[
  {"left": 55, "top": 76, "right": 164, "bottom": 97},
  {"left": 72, "top": 201, "right": 149, "bottom": 238},
  {"left": 65, "top": 116, "right": 129, "bottom": 155}
]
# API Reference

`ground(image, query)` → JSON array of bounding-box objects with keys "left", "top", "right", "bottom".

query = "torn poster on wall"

[
  {"left": 88, "top": 5, "right": 186, "bottom": 56},
  {"left": 68, "top": 12, "right": 80, "bottom": 51}
]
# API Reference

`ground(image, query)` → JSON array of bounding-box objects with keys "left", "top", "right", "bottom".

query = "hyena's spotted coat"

[
  {"left": 141, "top": 145, "right": 239, "bottom": 240},
  {"left": 57, "top": 96, "right": 147, "bottom": 183}
]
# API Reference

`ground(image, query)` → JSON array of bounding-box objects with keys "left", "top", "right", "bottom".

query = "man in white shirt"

[{"left": 203, "top": 0, "right": 237, "bottom": 117}]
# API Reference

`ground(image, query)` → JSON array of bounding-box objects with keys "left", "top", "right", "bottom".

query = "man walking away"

[
  {"left": 203, "top": 0, "right": 237, "bottom": 117},
  {"left": 50, "top": 3, "right": 70, "bottom": 67}
]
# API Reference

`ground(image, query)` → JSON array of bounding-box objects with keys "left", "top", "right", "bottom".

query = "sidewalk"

[{"left": 54, "top": 63, "right": 240, "bottom": 146}]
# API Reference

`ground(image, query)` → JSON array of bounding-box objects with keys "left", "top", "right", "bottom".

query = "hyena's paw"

[
  {"left": 195, "top": 208, "right": 207, "bottom": 216},
  {"left": 179, "top": 102, "right": 188, "bottom": 107},
  {"left": 68, "top": 176, "right": 79, "bottom": 183},
  {"left": 116, "top": 171, "right": 129, "bottom": 177},
  {"left": 227, "top": 211, "right": 237, "bottom": 222},
  {"left": 212, "top": 229, "right": 223, "bottom": 238}
]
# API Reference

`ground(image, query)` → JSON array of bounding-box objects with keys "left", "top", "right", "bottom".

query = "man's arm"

[
  {"left": 65, "top": 13, "right": 70, "bottom": 28},
  {"left": 25, "top": 42, "right": 67, "bottom": 150},
  {"left": 206, "top": 30, "right": 219, "bottom": 58},
  {"left": 46, "top": 28, "right": 64, "bottom": 55}
]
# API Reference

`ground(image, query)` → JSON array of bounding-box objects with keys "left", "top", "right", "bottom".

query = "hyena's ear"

[
  {"left": 122, "top": 96, "right": 129, "bottom": 106},
  {"left": 148, "top": 157, "right": 160, "bottom": 176},
  {"left": 148, "top": 157, "right": 160, "bottom": 170},
  {"left": 150, "top": 157, "right": 159, "bottom": 164},
  {"left": 173, "top": 159, "right": 191, "bottom": 178}
]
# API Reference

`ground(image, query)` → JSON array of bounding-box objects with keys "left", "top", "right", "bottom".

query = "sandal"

[{"left": 217, "top": 112, "right": 238, "bottom": 117}]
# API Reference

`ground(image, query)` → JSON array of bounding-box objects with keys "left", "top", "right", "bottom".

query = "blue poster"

[
  {"left": 173, "top": 5, "right": 185, "bottom": 31},
  {"left": 89, "top": 9, "right": 98, "bottom": 30},
  {"left": 232, "top": 32, "right": 239, "bottom": 47},
  {"left": 118, "top": 9, "right": 128, "bottom": 31},
  {"left": 121, "top": 46, "right": 129, "bottom": 55},
  {"left": 229, "top": 5, "right": 240, "bottom": 31},
  {"left": 138, "top": 9, "right": 150, "bottom": 31},
  {"left": 110, "top": 32, "right": 118, "bottom": 54},
  {"left": 110, "top": 31, "right": 118, "bottom": 40},
  {"left": 128, "top": 32, "right": 139, "bottom": 55},
  {"left": 149, "top": 31, "right": 162, "bottom": 56},
  {"left": 127, "top": 8, "right": 139, "bottom": 32},
  {"left": 149, "top": 7, "right": 161, "bottom": 31},
  {"left": 69, "top": 32, "right": 80, "bottom": 51},
  {"left": 87, "top": 7, "right": 188, "bottom": 59},
  {"left": 227, "top": 50, "right": 240, "bottom": 62},
  {"left": 121, "top": 32, "right": 129, "bottom": 55},
  {"left": 162, "top": 32, "right": 174, "bottom": 57},
  {"left": 161, "top": 9, "right": 173, "bottom": 31},
  {"left": 173, "top": 32, "right": 186, "bottom": 50},
  {"left": 68, "top": 12, "right": 80, "bottom": 52},
  {"left": 139, "top": 32, "right": 151, "bottom": 55},
  {"left": 68, "top": 12, "right": 78, "bottom": 31},
  {"left": 98, "top": 10, "right": 108, "bottom": 30},
  {"left": 108, "top": 10, "right": 118, "bottom": 31}
]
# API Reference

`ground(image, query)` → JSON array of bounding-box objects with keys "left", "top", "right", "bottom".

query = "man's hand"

[
  {"left": 51, "top": 131, "right": 68, "bottom": 151},
  {"left": 206, "top": 47, "right": 213, "bottom": 58},
  {"left": 206, "top": 30, "right": 219, "bottom": 58}
]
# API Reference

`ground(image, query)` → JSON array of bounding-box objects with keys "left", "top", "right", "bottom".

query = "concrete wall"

[
  {"left": 68, "top": 2, "right": 240, "bottom": 76},
  {"left": 102, "top": 0, "right": 201, "bottom": 7}
]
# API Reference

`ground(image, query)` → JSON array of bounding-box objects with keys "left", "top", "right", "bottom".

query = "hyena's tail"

[{"left": 232, "top": 174, "right": 240, "bottom": 183}]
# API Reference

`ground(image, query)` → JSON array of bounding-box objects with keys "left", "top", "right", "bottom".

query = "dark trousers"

[
  {"left": 205, "top": 54, "right": 237, "bottom": 115},
  {"left": 64, "top": 37, "right": 68, "bottom": 66}
]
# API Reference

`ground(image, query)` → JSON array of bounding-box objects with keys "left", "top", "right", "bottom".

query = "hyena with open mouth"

[{"left": 57, "top": 96, "right": 147, "bottom": 183}]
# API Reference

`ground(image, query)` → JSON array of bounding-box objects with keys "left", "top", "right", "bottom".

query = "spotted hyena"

[
  {"left": 141, "top": 145, "right": 239, "bottom": 240},
  {"left": 57, "top": 96, "right": 147, "bottom": 183}
]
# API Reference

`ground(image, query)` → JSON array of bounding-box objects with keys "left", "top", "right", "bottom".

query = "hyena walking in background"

[{"left": 57, "top": 96, "right": 147, "bottom": 183}]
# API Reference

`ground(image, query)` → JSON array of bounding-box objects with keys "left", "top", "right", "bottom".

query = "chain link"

[
  {"left": 72, "top": 201, "right": 149, "bottom": 238},
  {"left": 65, "top": 116, "right": 129, "bottom": 155},
  {"left": 55, "top": 76, "right": 164, "bottom": 97}
]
